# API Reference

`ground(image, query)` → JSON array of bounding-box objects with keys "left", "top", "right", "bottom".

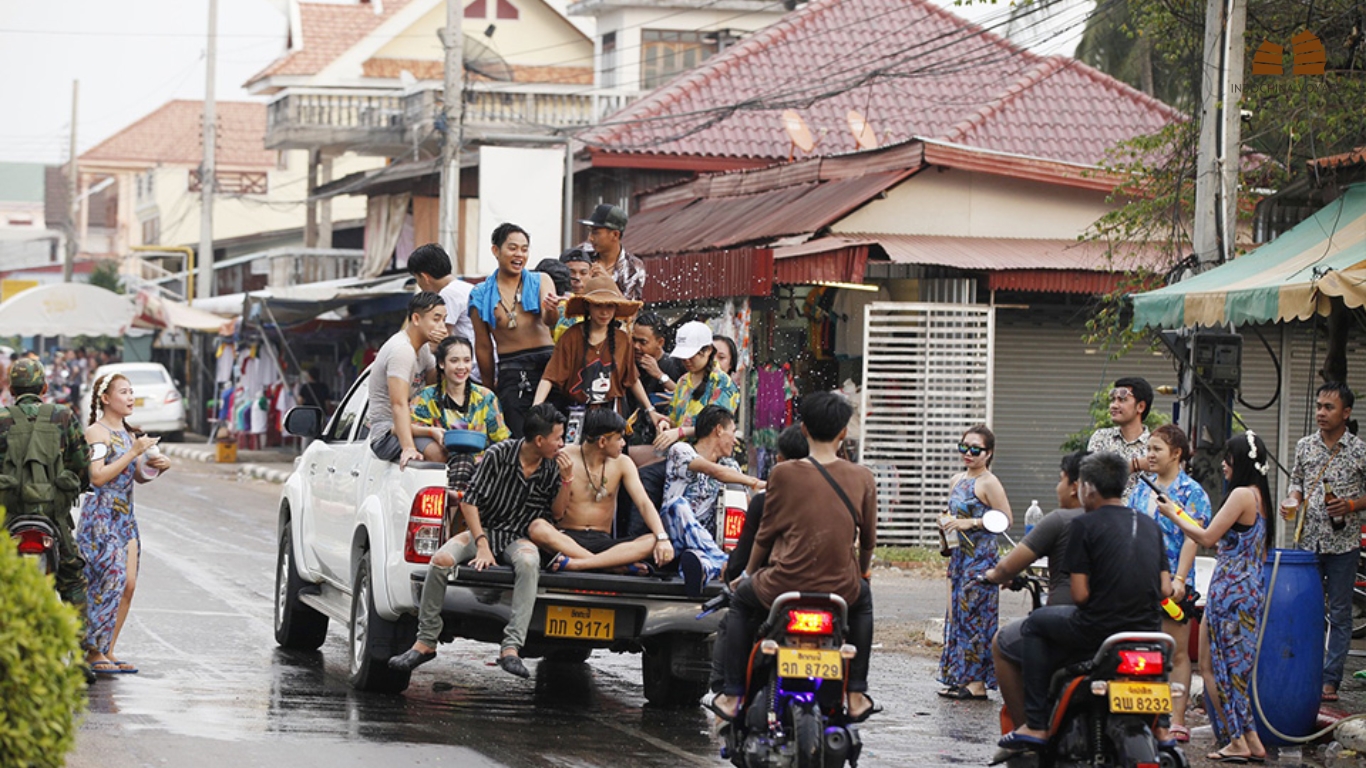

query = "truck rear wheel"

[
  {"left": 642, "top": 635, "right": 709, "bottom": 707},
  {"left": 274, "top": 524, "right": 328, "bottom": 650},
  {"left": 348, "top": 555, "right": 417, "bottom": 693}
]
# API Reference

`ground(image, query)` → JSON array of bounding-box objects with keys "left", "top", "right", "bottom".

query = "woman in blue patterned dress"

[
  {"left": 1128, "top": 424, "right": 1212, "bottom": 742},
  {"left": 1156, "top": 431, "right": 1270, "bottom": 763},
  {"left": 79, "top": 372, "right": 170, "bottom": 675},
  {"left": 938, "top": 424, "right": 1012, "bottom": 700}
]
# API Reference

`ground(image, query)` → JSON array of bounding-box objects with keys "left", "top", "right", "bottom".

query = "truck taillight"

[
  {"left": 786, "top": 610, "right": 834, "bottom": 635},
  {"left": 721, "top": 506, "right": 745, "bottom": 552},
  {"left": 405, "top": 486, "right": 447, "bottom": 564},
  {"left": 1116, "top": 650, "right": 1164, "bottom": 676}
]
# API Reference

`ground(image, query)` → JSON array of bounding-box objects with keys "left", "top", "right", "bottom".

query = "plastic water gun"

[
  {"left": 1160, "top": 598, "right": 1185, "bottom": 621},
  {"left": 1139, "top": 474, "right": 1202, "bottom": 528}
]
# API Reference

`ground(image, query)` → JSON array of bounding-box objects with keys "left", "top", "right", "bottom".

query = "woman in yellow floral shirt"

[
  {"left": 652, "top": 321, "right": 740, "bottom": 453},
  {"left": 411, "top": 336, "right": 510, "bottom": 462}
]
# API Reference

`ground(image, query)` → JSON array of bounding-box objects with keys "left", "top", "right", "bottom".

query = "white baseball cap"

[{"left": 670, "top": 321, "right": 714, "bottom": 359}]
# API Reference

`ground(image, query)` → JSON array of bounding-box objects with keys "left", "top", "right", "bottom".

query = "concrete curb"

[{"left": 159, "top": 443, "right": 293, "bottom": 485}]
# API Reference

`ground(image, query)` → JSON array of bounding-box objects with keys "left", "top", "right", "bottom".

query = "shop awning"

[
  {"left": 0, "top": 282, "right": 134, "bottom": 336},
  {"left": 1131, "top": 184, "right": 1366, "bottom": 329},
  {"left": 191, "top": 274, "right": 414, "bottom": 326}
]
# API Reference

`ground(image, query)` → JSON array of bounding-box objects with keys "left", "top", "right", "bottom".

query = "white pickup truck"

[{"left": 273, "top": 370, "right": 734, "bottom": 701}]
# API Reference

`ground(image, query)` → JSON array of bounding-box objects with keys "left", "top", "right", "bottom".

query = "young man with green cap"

[{"left": 580, "top": 204, "right": 646, "bottom": 302}]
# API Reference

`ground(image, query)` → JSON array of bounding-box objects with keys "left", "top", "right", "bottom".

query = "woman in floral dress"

[
  {"left": 79, "top": 372, "right": 169, "bottom": 675},
  {"left": 1156, "top": 431, "right": 1270, "bottom": 763},
  {"left": 938, "top": 425, "right": 1012, "bottom": 700}
]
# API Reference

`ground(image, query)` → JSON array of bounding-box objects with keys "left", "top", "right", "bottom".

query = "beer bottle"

[{"left": 1326, "top": 481, "right": 1348, "bottom": 531}]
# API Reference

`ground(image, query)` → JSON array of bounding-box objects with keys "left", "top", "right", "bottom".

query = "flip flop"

[
  {"left": 1207, "top": 751, "right": 1250, "bottom": 764},
  {"left": 546, "top": 553, "right": 570, "bottom": 573},
  {"left": 90, "top": 661, "right": 124, "bottom": 675},
  {"left": 1322, "top": 689, "right": 1340, "bottom": 702},
  {"left": 997, "top": 731, "right": 1048, "bottom": 750},
  {"left": 702, "top": 694, "right": 737, "bottom": 723},
  {"left": 847, "top": 693, "right": 882, "bottom": 723},
  {"left": 623, "top": 562, "right": 656, "bottom": 577},
  {"left": 938, "top": 686, "right": 988, "bottom": 700},
  {"left": 1169, "top": 724, "right": 1190, "bottom": 743},
  {"left": 1249, "top": 755, "right": 1267, "bottom": 764},
  {"left": 113, "top": 661, "right": 139, "bottom": 674}
]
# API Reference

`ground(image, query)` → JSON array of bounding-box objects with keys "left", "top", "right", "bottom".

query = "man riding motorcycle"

[
  {"left": 707, "top": 390, "right": 878, "bottom": 723},
  {"left": 998, "top": 451, "right": 1171, "bottom": 753}
]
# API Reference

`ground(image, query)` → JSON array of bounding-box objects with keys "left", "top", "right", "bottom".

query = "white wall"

[
  {"left": 372, "top": 0, "right": 593, "bottom": 68},
  {"left": 832, "top": 169, "right": 1114, "bottom": 240}
]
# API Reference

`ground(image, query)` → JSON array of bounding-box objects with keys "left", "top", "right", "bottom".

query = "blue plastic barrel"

[{"left": 1252, "top": 549, "right": 1325, "bottom": 747}]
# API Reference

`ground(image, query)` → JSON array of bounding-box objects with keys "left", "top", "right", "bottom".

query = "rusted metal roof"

[
  {"left": 641, "top": 248, "right": 773, "bottom": 303},
  {"left": 623, "top": 171, "right": 911, "bottom": 256},
  {"left": 987, "top": 270, "right": 1126, "bottom": 295}
]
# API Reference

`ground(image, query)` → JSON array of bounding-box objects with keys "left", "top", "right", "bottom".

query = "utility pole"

[
  {"left": 1192, "top": 0, "right": 1246, "bottom": 268},
  {"left": 63, "top": 80, "right": 78, "bottom": 283},
  {"left": 439, "top": 0, "right": 465, "bottom": 272},
  {"left": 197, "top": 0, "right": 218, "bottom": 300}
]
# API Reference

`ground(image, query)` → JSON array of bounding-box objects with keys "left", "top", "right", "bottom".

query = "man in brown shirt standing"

[{"left": 709, "top": 390, "right": 878, "bottom": 723}]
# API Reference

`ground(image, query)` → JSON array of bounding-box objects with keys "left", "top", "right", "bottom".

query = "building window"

[
  {"left": 601, "top": 32, "right": 617, "bottom": 89},
  {"left": 7, "top": 216, "right": 34, "bottom": 227},
  {"left": 641, "top": 30, "right": 717, "bottom": 90},
  {"left": 189, "top": 170, "right": 268, "bottom": 194},
  {"left": 141, "top": 217, "right": 160, "bottom": 245},
  {"left": 495, "top": 0, "right": 518, "bottom": 19},
  {"left": 465, "top": 0, "right": 487, "bottom": 18}
]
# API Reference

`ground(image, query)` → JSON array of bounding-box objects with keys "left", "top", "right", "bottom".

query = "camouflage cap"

[{"left": 8, "top": 358, "right": 45, "bottom": 389}]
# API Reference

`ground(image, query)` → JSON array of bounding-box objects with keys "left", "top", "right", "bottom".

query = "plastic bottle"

[
  {"left": 1160, "top": 598, "right": 1184, "bottom": 621},
  {"left": 140, "top": 445, "right": 162, "bottom": 480},
  {"left": 1024, "top": 500, "right": 1043, "bottom": 535}
]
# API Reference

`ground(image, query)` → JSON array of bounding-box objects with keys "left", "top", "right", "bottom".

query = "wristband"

[
  {"left": 656, "top": 533, "right": 670, "bottom": 542},
  {"left": 561, "top": 478, "right": 573, "bottom": 486},
  {"left": 1174, "top": 576, "right": 1186, "bottom": 585},
  {"left": 678, "top": 427, "right": 684, "bottom": 440},
  {"left": 1351, "top": 499, "right": 1358, "bottom": 513},
  {"left": 474, "top": 534, "right": 488, "bottom": 545}
]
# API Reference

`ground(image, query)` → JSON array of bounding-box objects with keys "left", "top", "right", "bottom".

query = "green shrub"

[{"left": 0, "top": 527, "right": 86, "bottom": 767}]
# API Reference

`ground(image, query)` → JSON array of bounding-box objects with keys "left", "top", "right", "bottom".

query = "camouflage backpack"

[{"left": 0, "top": 404, "right": 81, "bottom": 520}]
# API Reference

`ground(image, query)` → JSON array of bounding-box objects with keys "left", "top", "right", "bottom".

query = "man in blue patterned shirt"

[{"left": 1282, "top": 382, "right": 1366, "bottom": 702}]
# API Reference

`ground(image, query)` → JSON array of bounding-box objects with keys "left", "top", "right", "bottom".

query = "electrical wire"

[{"left": 1237, "top": 326, "right": 1282, "bottom": 412}]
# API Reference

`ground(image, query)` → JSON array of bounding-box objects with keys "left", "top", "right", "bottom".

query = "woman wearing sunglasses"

[{"left": 938, "top": 425, "right": 1013, "bottom": 700}]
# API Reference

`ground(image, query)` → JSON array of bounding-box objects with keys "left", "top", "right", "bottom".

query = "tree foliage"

[{"left": 88, "top": 259, "right": 123, "bottom": 295}]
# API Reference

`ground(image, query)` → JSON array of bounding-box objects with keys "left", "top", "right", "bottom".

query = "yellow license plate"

[
  {"left": 777, "top": 648, "right": 843, "bottom": 680},
  {"left": 1108, "top": 681, "right": 1171, "bottom": 714},
  {"left": 134, "top": 398, "right": 145, "bottom": 407},
  {"left": 544, "top": 606, "right": 614, "bottom": 640}
]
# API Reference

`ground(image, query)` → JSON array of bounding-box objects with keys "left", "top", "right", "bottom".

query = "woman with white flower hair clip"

[
  {"left": 1154, "top": 431, "right": 1272, "bottom": 763},
  {"left": 77, "top": 371, "right": 172, "bottom": 676}
]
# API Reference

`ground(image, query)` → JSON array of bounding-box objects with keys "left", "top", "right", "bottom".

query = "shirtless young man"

[
  {"left": 469, "top": 223, "right": 561, "bottom": 438},
  {"left": 529, "top": 408, "right": 675, "bottom": 573}
]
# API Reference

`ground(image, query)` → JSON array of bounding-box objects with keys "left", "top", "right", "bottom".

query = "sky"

[{"left": 0, "top": 0, "right": 1089, "bottom": 166}]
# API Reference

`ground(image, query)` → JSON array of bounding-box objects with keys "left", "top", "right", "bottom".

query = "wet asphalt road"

[{"left": 66, "top": 461, "right": 1336, "bottom": 767}]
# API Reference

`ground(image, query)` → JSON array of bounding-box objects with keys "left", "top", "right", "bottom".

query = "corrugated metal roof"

[
  {"left": 581, "top": 0, "right": 1179, "bottom": 168},
  {"left": 641, "top": 248, "right": 773, "bottom": 303},
  {"left": 623, "top": 171, "right": 909, "bottom": 255},
  {"left": 853, "top": 233, "right": 1163, "bottom": 272},
  {"left": 987, "top": 270, "right": 1125, "bottom": 295}
]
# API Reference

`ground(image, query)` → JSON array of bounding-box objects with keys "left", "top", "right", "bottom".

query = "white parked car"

[{"left": 79, "top": 362, "right": 187, "bottom": 440}]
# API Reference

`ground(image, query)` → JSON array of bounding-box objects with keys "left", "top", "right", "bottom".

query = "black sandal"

[{"left": 847, "top": 693, "right": 882, "bottom": 722}]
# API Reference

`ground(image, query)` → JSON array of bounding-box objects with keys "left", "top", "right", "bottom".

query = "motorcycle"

[
  {"left": 6, "top": 514, "right": 61, "bottom": 576},
  {"left": 703, "top": 589, "right": 863, "bottom": 768}
]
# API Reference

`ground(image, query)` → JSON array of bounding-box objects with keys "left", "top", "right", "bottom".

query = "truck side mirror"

[{"left": 284, "top": 406, "right": 324, "bottom": 440}]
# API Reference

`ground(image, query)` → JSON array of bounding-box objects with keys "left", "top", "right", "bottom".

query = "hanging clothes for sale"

[{"left": 750, "top": 363, "right": 796, "bottom": 480}]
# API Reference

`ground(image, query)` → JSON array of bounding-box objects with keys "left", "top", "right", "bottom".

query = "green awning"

[{"left": 1132, "top": 183, "right": 1366, "bottom": 329}]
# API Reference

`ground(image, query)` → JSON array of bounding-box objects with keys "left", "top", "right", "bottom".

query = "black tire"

[
  {"left": 274, "top": 524, "right": 329, "bottom": 650},
  {"left": 546, "top": 647, "right": 592, "bottom": 664},
  {"left": 642, "top": 642, "right": 709, "bottom": 707},
  {"left": 348, "top": 555, "right": 416, "bottom": 693},
  {"left": 792, "top": 704, "right": 824, "bottom": 768}
]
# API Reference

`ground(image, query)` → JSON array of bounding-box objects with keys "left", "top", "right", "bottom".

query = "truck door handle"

[{"left": 326, "top": 466, "right": 337, "bottom": 474}]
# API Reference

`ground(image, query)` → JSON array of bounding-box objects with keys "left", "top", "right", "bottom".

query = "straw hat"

[{"left": 564, "top": 275, "right": 642, "bottom": 319}]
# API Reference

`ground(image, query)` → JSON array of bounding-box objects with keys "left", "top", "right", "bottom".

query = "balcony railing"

[{"left": 268, "top": 86, "right": 642, "bottom": 154}]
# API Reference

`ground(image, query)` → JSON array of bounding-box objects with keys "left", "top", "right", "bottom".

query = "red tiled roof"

[
  {"left": 246, "top": 0, "right": 414, "bottom": 87},
  {"left": 1311, "top": 146, "right": 1366, "bottom": 170},
  {"left": 582, "top": 0, "right": 1180, "bottom": 167},
  {"left": 80, "top": 101, "right": 275, "bottom": 169}
]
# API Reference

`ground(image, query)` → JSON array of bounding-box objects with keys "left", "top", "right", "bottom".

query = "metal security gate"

[{"left": 859, "top": 303, "right": 994, "bottom": 546}]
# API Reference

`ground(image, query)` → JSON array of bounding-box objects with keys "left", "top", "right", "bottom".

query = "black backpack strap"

[{"left": 806, "top": 456, "right": 861, "bottom": 538}]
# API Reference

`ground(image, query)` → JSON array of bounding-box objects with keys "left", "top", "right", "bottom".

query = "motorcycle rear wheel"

[{"left": 791, "top": 705, "right": 824, "bottom": 768}]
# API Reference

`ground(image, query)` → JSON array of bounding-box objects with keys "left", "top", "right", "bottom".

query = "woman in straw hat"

[{"left": 534, "top": 276, "right": 669, "bottom": 430}]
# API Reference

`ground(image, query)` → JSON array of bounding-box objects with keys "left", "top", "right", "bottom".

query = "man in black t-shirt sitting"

[{"left": 1000, "top": 451, "right": 1170, "bottom": 750}]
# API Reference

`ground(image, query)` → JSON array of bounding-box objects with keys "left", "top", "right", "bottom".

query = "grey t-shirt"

[
  {"left": 1018, "top": 506, "right": 1085, "bottom": 605},
  {"left": 367, "top": 331, "right": 436, "bottom": 442}
]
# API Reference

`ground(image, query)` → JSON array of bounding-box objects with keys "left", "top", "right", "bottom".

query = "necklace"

[
  {"left": 581, "top": 445, "right": 610, "bottom": 502},
  {"left": 497, "top": 274, "right": 523, "bottom": 330}
]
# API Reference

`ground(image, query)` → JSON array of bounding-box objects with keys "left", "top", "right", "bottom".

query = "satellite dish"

[
  {"left": 847, "top": 110, "right": 878, "bottom": 150},
  {"left": 782, "top": 109, "right": 815, "bottom": 154},
  {"left": 464, "top": 34, "right": 514, "bottom": 81}
]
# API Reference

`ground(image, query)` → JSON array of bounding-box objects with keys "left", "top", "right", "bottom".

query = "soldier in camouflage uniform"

[{"left": 0, "top": 358, "right": 91, "bottom": 612}]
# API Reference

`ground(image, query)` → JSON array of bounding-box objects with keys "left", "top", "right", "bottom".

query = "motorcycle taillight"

[
  {"left": 786, "top": 609, "right": 834, "bottom": 635},
  {"left": 405, "top": 486, "right": 447, "bottom": 564},
  {"left": 721, "top": 507, "right": 745, "bottom": 552},
  {"left": 13, "top": 530, "right": 51, "bottom": 555},
  {"left": 1116, "top": 650, "right": 1164, "bottom": 676}
]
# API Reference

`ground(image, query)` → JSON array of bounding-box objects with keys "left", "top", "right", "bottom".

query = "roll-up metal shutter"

[{"left": 860, "top": 303, "right": 994, "bottom": 546}]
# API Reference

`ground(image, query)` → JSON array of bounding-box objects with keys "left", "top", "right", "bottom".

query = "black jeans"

[
  {"left": 1020, "top": 605, "right": 1095, "bottom": 730},
  {"left": 495, "top": 347, "right": 552, "bottom": 439},
  {"left": 720, "top": 578, "right": 873, "bottom": 696}
]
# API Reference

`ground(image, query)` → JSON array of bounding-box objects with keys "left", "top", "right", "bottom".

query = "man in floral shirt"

[
  {"left": 1086, "top": 376, "right": 1154, "bottom": 502},
  {"left": 1282, "top": 381, "right": 1366, "bottom": 702},
  {"left": 580, "top": 204, "right": 646, "bottom": 302}
]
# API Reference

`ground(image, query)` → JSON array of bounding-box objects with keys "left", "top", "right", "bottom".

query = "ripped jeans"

[{"left": 415, "top": 533, "right": 541, "bottom": 652}]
